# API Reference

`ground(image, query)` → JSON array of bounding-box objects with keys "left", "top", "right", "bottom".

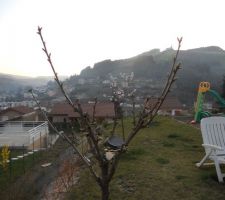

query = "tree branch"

[
  {"left": 37, "top": 26, "right": 104, "bottom": 166},
  {"left": 124, "top": 37, "right": 182, "bottom": 146},
  {"left": 29, "top": 89, "right": 100, "bottom": 184}
]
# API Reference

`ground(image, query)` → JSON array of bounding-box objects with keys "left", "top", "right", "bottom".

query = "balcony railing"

[{"left": 0, "top": 121, "right": 48, "bottom": 148}]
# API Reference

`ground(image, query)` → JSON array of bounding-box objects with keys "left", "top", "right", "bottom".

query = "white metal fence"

[{"left": 0, "top": 121, "right": 48, "bottom": 148}]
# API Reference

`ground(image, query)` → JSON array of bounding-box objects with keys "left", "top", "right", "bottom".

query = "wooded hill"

[{"left": 74, "top": 46, "right": 225, "bottom": 106}]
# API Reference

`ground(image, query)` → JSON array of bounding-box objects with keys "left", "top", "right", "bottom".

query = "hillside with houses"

[{"left": 60, "top": 46, "right": 225, "bottom": 107}]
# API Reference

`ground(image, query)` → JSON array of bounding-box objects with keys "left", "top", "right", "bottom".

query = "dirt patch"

[{"left": 40, "top": 148, "right": 81, "bottom": 200}]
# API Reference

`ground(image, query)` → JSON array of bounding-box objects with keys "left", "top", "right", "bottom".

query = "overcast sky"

[{"left": 0, "top": 0, "right": 225, "bottom": 77}]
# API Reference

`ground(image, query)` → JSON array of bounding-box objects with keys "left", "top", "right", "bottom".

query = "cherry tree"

[{"left": 32, "top": 26, "right": 182, "bottom": 200}]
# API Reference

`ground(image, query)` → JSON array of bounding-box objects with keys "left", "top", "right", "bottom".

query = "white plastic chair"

[{"left": 196, "top": 116, "right": 225, "bottom": 182}]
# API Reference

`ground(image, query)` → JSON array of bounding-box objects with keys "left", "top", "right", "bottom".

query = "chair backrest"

[{"left": 200, "top": 116, "right": 225, "bottom": 155}]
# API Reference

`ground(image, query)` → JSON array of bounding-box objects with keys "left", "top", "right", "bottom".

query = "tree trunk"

[
  {"left": 101, "top": 184, "right": 109, "bottom": 200},
  {"left": 100, "top": 162, "right": 110, "bottom": 200}
]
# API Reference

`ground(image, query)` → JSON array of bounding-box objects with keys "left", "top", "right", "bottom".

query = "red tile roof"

[
  {"left": 50, "top": 102, "right": 115, "bottom": 118},
  {"left": 145, "top": 96, "right": 183, "bottom": 110},
  {"left": 0, "top": 106, "right": 34, "bottom": 115}
]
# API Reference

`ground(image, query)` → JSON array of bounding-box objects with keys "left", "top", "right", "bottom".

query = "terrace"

[{"left": 0, "top": 121, "right": 49, "bottom": 149}]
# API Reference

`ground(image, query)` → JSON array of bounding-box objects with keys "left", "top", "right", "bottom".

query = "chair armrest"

[{"left": 202, "top": 144, "right": 223, "bottom": 151}]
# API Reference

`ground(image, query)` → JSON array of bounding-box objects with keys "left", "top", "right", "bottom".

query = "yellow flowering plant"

[{"left": 1, "top": 145, "right": 10, "bottom": 171}]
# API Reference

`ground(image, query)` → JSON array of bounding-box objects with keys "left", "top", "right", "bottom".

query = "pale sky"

[{"left": 0, "top": 0, "right": 225, "bottom": 77}]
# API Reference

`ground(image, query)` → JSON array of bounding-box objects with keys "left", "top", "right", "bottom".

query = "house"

[
  {"left": 49, "top": 101, "right": 115, "bottom": 124},
  {"left": 78, "top": 78, "right": 86, "bottom": 85},
  {"left": 144, "top": 96, "right": 184, "bottom": 116},
  {"left": 0, "top": 106, "right": 39, "bottom": 121}
]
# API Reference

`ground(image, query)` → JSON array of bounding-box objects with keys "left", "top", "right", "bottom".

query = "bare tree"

[{"left": 35, "top": 26, "right": 182, "bottom": 200}]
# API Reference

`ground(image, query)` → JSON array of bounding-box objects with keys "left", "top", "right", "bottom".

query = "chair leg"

[
  {"left": 214, "top": 158, "right": 224, "bottom": 183},
  {"left": 196, "top": 151, "right": 211, "bottom": 167}
]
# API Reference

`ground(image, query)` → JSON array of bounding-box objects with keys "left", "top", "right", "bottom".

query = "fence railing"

[
  {"left": 29, "top": 121, "right": 48, "bottom": 144},
  {"left": 0, "top": 121, "right": 48, "bottom": 148}
]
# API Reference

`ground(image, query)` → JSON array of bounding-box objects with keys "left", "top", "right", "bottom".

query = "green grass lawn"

[
  {"left": 69, "top": 116, "right": 225, "bottom": 200},
  {"left": 0, "top": 149, "right": 42, "bottom": 191},
  {"left": 0, "top": 137, "right": 69, "bottom": 199}
]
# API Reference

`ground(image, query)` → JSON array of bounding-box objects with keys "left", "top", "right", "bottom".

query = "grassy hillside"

[{"left": 69, "top": 117, "right": 225, "bottom": 200}]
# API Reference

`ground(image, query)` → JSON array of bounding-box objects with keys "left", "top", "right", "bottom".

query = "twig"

[
  {"left": 37, "top": 28, "right": 99, "bottom": 163},
  {"left": 37, "top": 26, "right": 104, "bottom": 167},
  {"left": 37, "top": 26, "right": 77, "bottom": 111}
]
